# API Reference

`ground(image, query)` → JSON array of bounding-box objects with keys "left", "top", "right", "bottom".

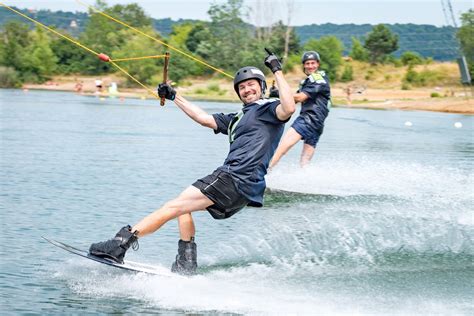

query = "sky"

[{"left": 3, "top": 0, "right": 472, "bottom": 27}]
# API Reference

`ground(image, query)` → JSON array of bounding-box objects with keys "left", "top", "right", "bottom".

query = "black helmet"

[
  {"left": 302, "top": 51, "right": 320, "bottom": 63},
  {"left": 233, "top": 66, "right": 267, "bottom": 96}
]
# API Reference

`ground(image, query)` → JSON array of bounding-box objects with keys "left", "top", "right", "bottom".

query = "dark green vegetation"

[
  {"left": 297, "top": 23, "right": 459, "bottom": 61},
  {"left": 0, "top": 1, "right": 472, "bottom": 88},
  {"left": 457, "top": 9, "right": 474, "bottom": 82}
]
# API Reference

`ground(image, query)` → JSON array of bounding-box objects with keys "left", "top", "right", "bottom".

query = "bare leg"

[
  {"left": 269, "top": 127, "right": 302, "bottom": 168},
  {"left": 132, "top": 186, "right": 213, "bottom": 238},
  {"left": 300, "top": 143, "right": 316, "bottom": 167},
  {"left": 177, "top": 214, "right": 195, "bottom": 241}
]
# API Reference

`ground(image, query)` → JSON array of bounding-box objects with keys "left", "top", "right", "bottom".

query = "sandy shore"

[
  {"left": 331, "top": 84, "right": 474, "bottom": 114},
  {"left": 20, "top": 75, "right": 474, "bottom": 114}
]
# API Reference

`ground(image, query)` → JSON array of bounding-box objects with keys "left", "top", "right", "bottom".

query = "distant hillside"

[
  {"left": 151, "top": 17, "right": 199, "bottom": 36},
  {"left": 0, "top": 7, "right": 198, "bottom": 37},
  {"left": 0, "top": 7, "right": 88, "bottom": 36},
  {"left": 296, "top": 23, "right": 459, "bottom": 61},
  {"left": 0, "top": 7, "right": 460, "bottom": 61}
]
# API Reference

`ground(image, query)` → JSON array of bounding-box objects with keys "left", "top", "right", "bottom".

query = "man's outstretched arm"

[
  {"left": 158, "top": 83, "right": 217, "bottom": 130},
  {"left": 174, "top": 93, "right": 217, "bottom": 129}
]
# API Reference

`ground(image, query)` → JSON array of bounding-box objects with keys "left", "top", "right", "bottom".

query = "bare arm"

[
  {"left": 294, "top": 92, "right": 309, "bottom": 103},
  {"left": 173, "top": 93, "right": 217, "bottom": 130},
  {"left": 274, "top": 70, "right": 296, "bottom": 121}
]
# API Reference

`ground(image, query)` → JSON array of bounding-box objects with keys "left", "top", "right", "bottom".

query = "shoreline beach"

[{"left": 17, "top": 74, "right": 474, "bottom": 114}]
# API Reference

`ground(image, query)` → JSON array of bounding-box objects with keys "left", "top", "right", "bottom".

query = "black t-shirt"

[
  {"left": 212, "top": 98, "right": 287, "bottom": 206},
  {"left": 299, "top": 70, "right": 331, "bottom": 122}
]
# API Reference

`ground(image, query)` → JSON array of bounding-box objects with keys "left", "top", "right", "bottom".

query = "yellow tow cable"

[{"left": 110, "top": 55, "right": 168, "bottom": 62}]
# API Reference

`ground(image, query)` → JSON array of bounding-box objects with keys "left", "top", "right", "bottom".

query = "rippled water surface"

[{"left": 1, "top": 89, "right": 473, "bottom": 315}]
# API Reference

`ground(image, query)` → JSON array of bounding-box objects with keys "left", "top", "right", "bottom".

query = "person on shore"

[
  {"left": 269, "top": 51, "right": 331, "bottom": 168},
  {"left": 94, "top": 78, "right": 103, "bottom": 94},
  {"left": 74, "top": 80, "right": 83, "bottom": 94},
  {"left": 88, "top": 50, "right": 295, "bottom": 275},
  {"left": 108, "top": 82, "right": 119, "bottom": 97}
]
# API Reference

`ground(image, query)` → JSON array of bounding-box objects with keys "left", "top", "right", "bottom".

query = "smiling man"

[
  {"left": 88, "top": 50, "right": 295, "bottom": 275},
  {"left": 269, "top": 51, "right": 331, "bottom": 168}
]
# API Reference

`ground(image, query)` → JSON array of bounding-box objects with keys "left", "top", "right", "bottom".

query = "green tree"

[
  {"left": 400, "top": 51, "right": 424, "bottom": 66},
  {"left": 185, "top": 22, "right": 217, "bottom": 67},
  {"left": 0, "top": 66, "right": 21, "bottom": 88},
  {"left": 168, "top": 23, "right": 207, "bottom": 81},
  {"left": 51, "top": 37, "right": 88, "bottom": 74},
  {"left": 364, "top": 24, "right": 399, "bottom": 64},
  {"left": 282, "top": 53, "right": 302, "bottom": 72},
  {"left": 403, "top": 65, "right": 420, "bottom": 85},
  {"left": 265, "top": 20, "right": 300, "bottom": 58},
  {"left": 111, "top": 28, "right": 162, "bottom": 86},
  {"left": 80, "top": 8, "right": 117, "bottom": 74},
  {"left": 349, "top": 37, "right": 368, "bottom": 61},
  {"left": 340, "top": 64, "right": 353, "bottom": 82},
  {"left": 185, "top": 23, "right": 211, "bottom": 53},
  {"left": 0, "top": 21, "right": 30, "bottom": 72},
  {"left": 204, "top": 0, "right": 258, "bottom": 73},
  {"left": 80, "top": 2, "right": 153, "bottom": 74},
  {"left": 22, "top": 27, "right": 58, "bottom": 82},
  {"left": 457, "top": 9, "right": 474, "bottom": 81},
  {"left": 304, "top": 36, "right": 344, "bottom": 81},
  {"left": 0, "top": 22, "right": 58, "bottom": 82},
  {"left": 107, "top": 3, "right": 152, "bottom": 28}
]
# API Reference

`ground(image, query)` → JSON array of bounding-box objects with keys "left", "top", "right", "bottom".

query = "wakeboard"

[{"left": 42, "top": 236, "right": 172, "bottom": 276}]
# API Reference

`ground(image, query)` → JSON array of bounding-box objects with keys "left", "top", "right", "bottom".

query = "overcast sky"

[{"left": 4, "top": 0, "right": 472, "bottom": 26}]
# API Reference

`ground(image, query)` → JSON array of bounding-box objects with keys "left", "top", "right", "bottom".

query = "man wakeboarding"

[
  {"left": 270, "top": 51, "right": 332, "bottom": 168},
  {"left": 89, "top": 49, "right": 295, "bottom": 275}
]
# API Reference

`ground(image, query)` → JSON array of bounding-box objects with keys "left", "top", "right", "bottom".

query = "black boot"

[
  {"left": 89, "top": 225, "right": 139, "bottom": 264},
  {"left": 171, "top": 238, "right": 197, "bottom": 275}
]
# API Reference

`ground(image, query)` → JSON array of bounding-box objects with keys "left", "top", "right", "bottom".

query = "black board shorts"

[{"left": 192, "top": 169, "right": 249, "bottom": 219}]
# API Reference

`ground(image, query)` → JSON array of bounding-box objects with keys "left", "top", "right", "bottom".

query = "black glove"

[
  {"left": 264, "top": 48, "right": 282, "bottom": 73},
  {"left": 157, "top": 83, "right": 176, "bottom": 100},
  {"left": 269, "top": 86, "right": 279, "bottom": 98}
]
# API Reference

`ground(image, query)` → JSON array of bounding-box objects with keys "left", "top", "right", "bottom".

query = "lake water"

[{"left": 1, "top": 89, "right": 473, "bottom": 315}]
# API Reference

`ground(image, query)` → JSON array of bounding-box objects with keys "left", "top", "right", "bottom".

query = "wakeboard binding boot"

[
  {"left": 171, "top": 237, "right": 197, "bottom": 275},
  {"left": 89, "top": 225, "right": 139, "bottom": 264}
]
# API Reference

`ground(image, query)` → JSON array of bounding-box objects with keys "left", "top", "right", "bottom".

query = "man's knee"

[{"left": 162, "top": 199, "right": 185, "bottom": 217}]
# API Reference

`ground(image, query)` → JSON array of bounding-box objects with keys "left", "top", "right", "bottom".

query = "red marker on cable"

[{"left": 98, "top": 53, "right": 110, "bottom": 62}]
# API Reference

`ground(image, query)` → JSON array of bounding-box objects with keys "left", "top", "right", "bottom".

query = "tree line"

[
  {"left": 0, "top": 0, "right": 472, "bottom": 88},
  {"left": 1, "top": 6, "right": 461, "bottom": 61}
]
